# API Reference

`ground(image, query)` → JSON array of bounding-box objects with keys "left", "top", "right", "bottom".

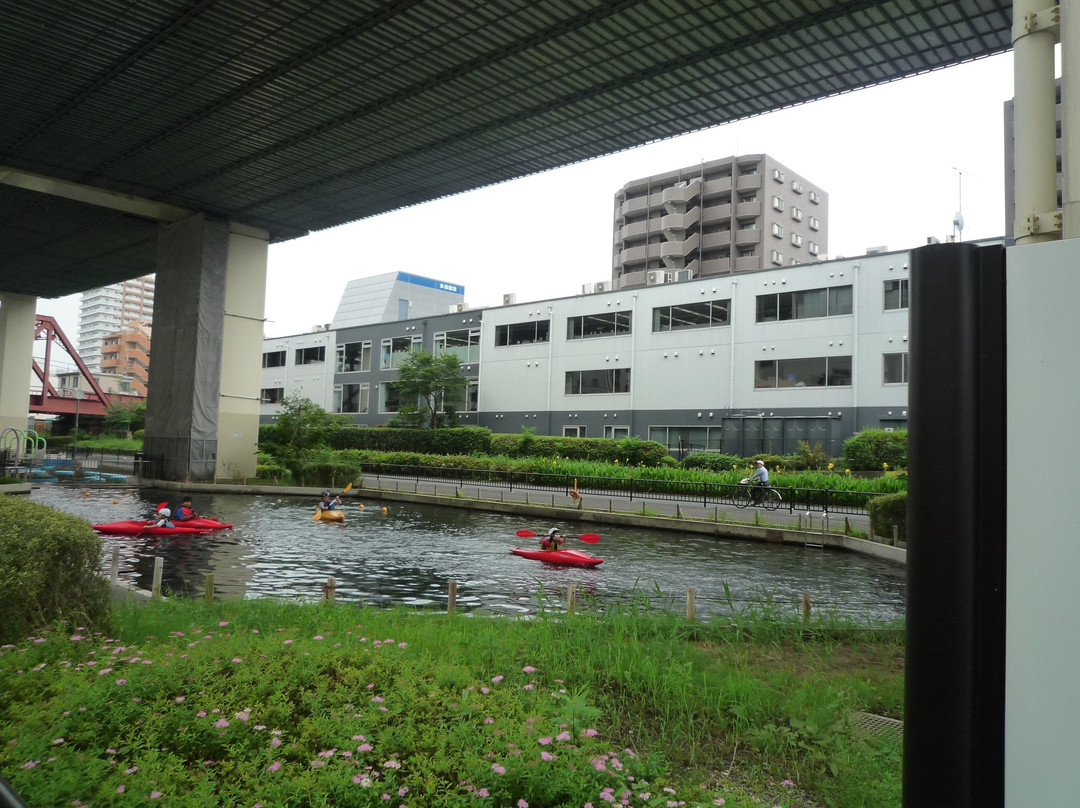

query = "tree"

[
  {"left": 393, "top": 350, "right": 469, "bottom": 429},
  {"left": 272, "top": 394, "right": 350, "bottom": 454}
]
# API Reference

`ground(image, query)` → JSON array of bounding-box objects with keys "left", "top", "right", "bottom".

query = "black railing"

[{"left": 360, "top": 463, "right": 885, "bottom": 515}]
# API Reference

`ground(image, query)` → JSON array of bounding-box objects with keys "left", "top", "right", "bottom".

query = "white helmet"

[
  {"left": 158, "top": 508, "right": 171, "bottom": 518},
  {"left": 547, "top": 527, "right": 560, "bottom": 537}
]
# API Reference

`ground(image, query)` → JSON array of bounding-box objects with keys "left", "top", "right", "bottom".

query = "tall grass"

[{"left": 0, "top": 599, "right": 902, "bottom": 808}]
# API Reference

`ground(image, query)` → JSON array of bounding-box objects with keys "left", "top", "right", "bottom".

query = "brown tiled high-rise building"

[{"left": 611, "top": 154, "right": 828, "bottom": 290}]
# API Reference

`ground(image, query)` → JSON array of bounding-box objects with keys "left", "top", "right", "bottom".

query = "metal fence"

[{"left": 360, "top": 462, "right": 884, "bottom": 515}]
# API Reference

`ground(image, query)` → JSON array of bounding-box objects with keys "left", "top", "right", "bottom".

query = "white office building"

[{"left": 77, "top": 275, "right": 155, "bottom": 373}]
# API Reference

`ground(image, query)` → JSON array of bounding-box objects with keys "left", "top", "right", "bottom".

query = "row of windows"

[
  {"left": 264, "top": 352, "right": 910, "bottom": 412},
  {"left": 756, "top": 285, "right": 852, "bottom": 322}
]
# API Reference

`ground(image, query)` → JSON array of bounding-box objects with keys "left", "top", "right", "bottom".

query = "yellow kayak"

[{"left": 314, "top": 509, "right": 345, "bottom": 522}]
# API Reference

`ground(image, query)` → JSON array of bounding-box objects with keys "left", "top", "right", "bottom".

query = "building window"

[
  {"left": 791, "top": 233, "right": 803, "bottom": 247},
  {"left": 809, "top": 216, "right": 820, "bottom": 231},
  {"left": 380, "top": 336, "right": 420, "bottom": 370},
  {"left": 564, "top": 368, "right": 631, "bottom": 395},
  {"left": 756, "top": 285, "right": 853, "bottom": 322},
  {"left": 495, "top": 320, "right": 550, "bottom": 346},
  {"left": 771, "top": 223, "right": 784, "bottom": 239},
  {"left": 566, "top": 311, "right": 632, "bottom": 340},
  {"left": 809, "top": 190, "right": 821, "bottom": 204},
  {"left": 434, "top": 328, "right": 480, "bottom": 363},
  {"left": 336, "top": 341, "right": 371, "bottom": 372},
  {"left": 563, "top": 425, "right": 586, "bottom": 437},
  {"left": 295, "top": 346, "right": 325, "bottom": 365},
  {"left": 790, "top": 259, "right": 802, "bottom": 266},
  {"left": 792, "top": 180, "right": 804, "bottom": 194},
  {"left": 883, "top": 352, "right": 909, "bottom": 384},
  {"left": 755, "top": 356, "right": 852, "bottom": 388},
  {"left": 772, "top": 195, "right": 784, "bottom": 211},
  {"left": 261, "top": 387, "right": 284, "bottom": 404},
  {"left": 334, "top": 383, "right": 370, "bottom": 414},
  {"left": 379, "top": 383, "right": 401, "bottom": 413},
  {"left": 465, "top": 380, "right": 479, "bottom": 412},
  {"left": 262, "top": 350, "right": 286, "bottom": 368},
  {"left": 884, "top": 278, "right": 909, "bottom": 310},
  {"left": 770, "top": 249, "right": 783, "bottom": 265},
  {"left": 652, "top": 299, "right": 730, "bottom": 332},
  {"left": 738, "top": 247, "right": 756, "bottom": 257},
  {"left": 791, "top": 206, "right": 804, "bottom": 222},
  {"left": 808, "top": 242, "right": 820, "bottom": 255},
  {"left": 604, "top": 425, "right": 630, "bottom": 439},
  {"left": 772, "top": 168, "right": 785, "bottom": 183}
]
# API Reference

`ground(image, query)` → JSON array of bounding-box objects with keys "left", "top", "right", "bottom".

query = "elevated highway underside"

[{"left": 0, "top": 0, "right": 1013, "bottom": 478}]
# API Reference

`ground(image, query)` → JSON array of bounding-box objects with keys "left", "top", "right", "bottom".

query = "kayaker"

[
  {"left": 316, "top": 491, "right": 341, "bottom": 512},
  {"left": 541, "top": 527, "right": 565, "bottom": 551},
  {"left": 174, "top": 496, "right": 199, "bottom": 522},
  {"left": 152, "top": 507, "right": 174, "bottom": 528}
]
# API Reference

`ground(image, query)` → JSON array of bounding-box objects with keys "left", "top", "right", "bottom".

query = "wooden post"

[
  {"left": 609, "top": 499, "right": 614, "bottom": 513},
  {"left": 802, "top": 592, "right": 811, "bottom": 622},
  {"left": 322, "top": 576, "right": 336, "bottom": 605},
  {"left": 845, "top": 517, "right": 851, "bottom": 535},
  {"left": 675, "top": 504, "right": 682, "bottom": 519},
  {"left": 204, "top": 573, "right": 215, "bottom": 602},
  {"left": 642, "top": 501, "right": 646, "bottom": 516},
  {"left": 447, "top": 581, "right": 457, "bottom": 616},
  {"left": 110, "top": 545, "right": 120, "bottom": 584},
  {"left": 892, "top": 525, "right": 899, "bottom": 547},
  {"left": 686, "top": 587, "right": 696, "bottom": 622},
  {"left": 151, "top": 556, "right": 163, "bottom": 601},
  {"left": 798, "top": 513, "right": 804, "bottom": 531},
  {"left": 526, "top": 492, "right": 530, "bottom": 505},
  {"left": 567, "top": 583, "right": 576, "bottom": 616}
]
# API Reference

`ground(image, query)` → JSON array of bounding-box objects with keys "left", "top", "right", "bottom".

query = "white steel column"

[
  {"left": 0, "top": 294, "right": 36, "bottom": 445},
  {"left": 217, "top": 223, "right": 269, "bottom": 478},
  {"left": 1013, "top": 0, "right": 1061, "bottom": 244},
  {"left": 1062, "top": 2, "right": 1080, "bottom": 237}
]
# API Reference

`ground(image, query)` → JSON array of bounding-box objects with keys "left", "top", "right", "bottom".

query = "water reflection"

[{"left": 31, "top": 485, "right": 905, "bottom": 621}]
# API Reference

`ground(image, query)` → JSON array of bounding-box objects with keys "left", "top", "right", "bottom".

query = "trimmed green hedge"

[
  {"left": 868, "top": 491, "right": 907, "bottom": 543},
  {"left": 488, "top": 434, "right": 669, "bottom": 466},
  {"left": 842, "top": 429, "right": 908, "bottom": 471},
  {"left": 328, "top": 426, "right": 493, "bottom": 455},
  {"left": 0, "top": 496, "right": 111, "bottom": 644}
]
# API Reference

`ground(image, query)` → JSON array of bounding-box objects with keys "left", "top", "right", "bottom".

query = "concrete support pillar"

[
  {"left": 0, "top": 294, "right": 36, "bottom": 453},
  {"left": 144, "top": 214, "right": 268, "bottom": 481},
  {"left": 217, "top": 223, "right": 268, "bottom": 478},
  {"left": 1063, "top": 1, "right": 1080, "bottom": 237},
  {"left": 1013, "top": 0, "right": 1061, "bottom": 244}
]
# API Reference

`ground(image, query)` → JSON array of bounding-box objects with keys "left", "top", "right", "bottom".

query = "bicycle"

[{"left": 735, "top": 480, "right": 783, "bottom": 511}]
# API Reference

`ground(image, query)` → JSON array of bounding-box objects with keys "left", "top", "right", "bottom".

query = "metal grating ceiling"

[{"left": 0, "top": 0, "right": 1012, "bottom": 297}]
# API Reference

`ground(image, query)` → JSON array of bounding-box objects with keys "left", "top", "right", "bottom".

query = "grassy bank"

[{"left": 0, "top": 599, "right": 903, "bottom": 807}]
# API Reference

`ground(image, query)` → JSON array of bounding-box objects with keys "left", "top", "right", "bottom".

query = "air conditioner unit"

[
  {"left": 673, "top": 269, "right": 694, "bottom": 282},
  {"left": 502, "top": 293, "right": 517, "bottom": 305},
  {"left": 594, "top": 281, "right": 609, "bottom": 292},
  {"left": 449, "top": 303, "right": 465, "bottom": 313},
  {"left": 646, "top": 270, "right": 665, "bottom": 285},
  {"left": 581, "top": 283, "right": 596, "bottom": 295}
]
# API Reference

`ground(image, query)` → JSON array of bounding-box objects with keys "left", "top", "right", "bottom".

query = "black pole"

[{"left": 904, "top": 242, "right": 1006, "bottom": 807}]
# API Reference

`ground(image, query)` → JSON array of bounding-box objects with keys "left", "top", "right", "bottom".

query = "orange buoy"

[{"left": 112, "top": 498, "right": 119, "bottom": 505}]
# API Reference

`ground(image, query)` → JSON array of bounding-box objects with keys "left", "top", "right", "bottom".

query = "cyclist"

[{"left": 746, "top": 459, "right": 770, "bottom": 505}]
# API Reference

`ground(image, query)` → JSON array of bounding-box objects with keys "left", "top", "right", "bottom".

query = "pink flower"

[
  {"left": 491, "top": 763, "right": 506, "bottom": 775},
  {"left": 197, "top": 710, "right": 207, "bottom": 717},
  {"left": 522, "top": 665, "right": 536, "bottom": 673},
  {"left": 398, "top": 787, "right": 408, "bottom": 796},
  {"left": 20, "top": 761, "right": 39, "bottom": 769},
  {"left": 713, "top": 800, "right": 726, "bottom": 806},
  {"left": 283, "top": 639, "right": 293, "bottom": 645},
  {"left": 313, "top": 635, "right": 324, "bottom": 640},
  {"left": 582, "top": 728, "right": 598, "bottom": 737},
  {"left": 214, "top": 719, "right": 230, "bottom": 728},
  {"left": 236, "top": 711, "right": 250, "bottom": 722},
  {"left": 267, "top": 761, "right": 282, "bottom": 772},
  {"left": 69, "top": 635, "right": 84, "bottom": 642},
  {"left": 358, "top": 743, "right": 373, "bottom": 752},
  {"left": 491, "top": 675, "right": 504, "bottom": 683},
  {"left": 115, "top": 679, "right": 127, "bottom": 685},
  {"left": 174, "top": 696, "right": 185, "bottom": 703},
  {"left": 781, "top": 779, "right": 795, "bottom": 787},
  {"left": 538, "top": 737, "right": 552, "bottom": 745},
  {"left": 219, "top": 621, "right": 229, "bottom": 627},
  {"left": 52, "top": 738, "right": 65, "bottom": 745},
  {"left": 116, "top": 786, "right": 125, "bottom": 794},
  {"left": 556, "top": 731, "right": 571, "bottom": 742},
  {"left": 483, "top": 717, "right": 495, "bottom": 724},
  {"left": 124, "top": 766, "right": 138, "bottom": 775},
  {"left": 541, "top": 751, "right": 554, "bottom": 761},
  {"left": 517, "top": 800, "right": 529, "bottom": 808},
  {"left": 477, "top": 788, "right": 490, "bottom": 797},
  {"left": 231, "top": 657, "right": 243, "bottom": 664},
  {"left": 149, "top": 791, "right": 162, "bottom": 799},
  {"left": 270, "top": 737, "right": 282, "bottom": 747},
  {"left": 523, "top": 683, "right": 534, "bottom": 690}
]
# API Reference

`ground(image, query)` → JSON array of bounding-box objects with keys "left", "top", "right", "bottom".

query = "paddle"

[
  {"left": 515, "top": 529, "right": 600, "bottom": 544},
  {"left": 313, "top": 482, "right": 353, "bottom": 521}
]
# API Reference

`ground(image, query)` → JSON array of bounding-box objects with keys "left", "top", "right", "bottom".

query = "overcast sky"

[{"left": 39, "top": 50, "right": 1019, "bottom": 345}]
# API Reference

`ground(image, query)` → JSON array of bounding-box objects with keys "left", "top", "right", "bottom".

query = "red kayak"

[
  {"left": 510, "top": 548, "right": 604, "bottom": 567},
  {"left": 171, "top": 517, "right": 233, "bottom": 531},
  {"left": 92, "top": 520, "right": 217, "bottom": 536}
]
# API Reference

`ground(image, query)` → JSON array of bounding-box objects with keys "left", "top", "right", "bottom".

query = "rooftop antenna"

[{"left": 952, "top": 167, "right": 970, "bottom": 242}]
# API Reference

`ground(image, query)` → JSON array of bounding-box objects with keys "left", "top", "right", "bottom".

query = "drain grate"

[{"left": 855, "top": 711, "right": 903, "bottom": 737}]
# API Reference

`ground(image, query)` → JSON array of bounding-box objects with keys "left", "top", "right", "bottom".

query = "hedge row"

[
  {"left": 327, "top": 426, "right": 493, "bottom": 455},
  {"left": 0, "top": 496, "right": 111, "bottom": 644},
  {"left": 868, "top": 491, "right": 907, "bottom": 542}
]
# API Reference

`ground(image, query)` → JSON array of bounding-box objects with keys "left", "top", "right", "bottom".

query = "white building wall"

[{"left": 260, "top": 330, "right": 337, "bottom": 417}]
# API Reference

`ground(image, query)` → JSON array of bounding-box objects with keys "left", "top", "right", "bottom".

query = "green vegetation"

[
  {"left": 391, "top": 349, "right": 470, "bottom": 429},
  {"left": 868, "top": 492, "right": 907, "bottom": 543},
  {"left": 840, "top": 430, "right": 907, "bottom": 472},
  {"left": 0, "top": 497, "right": 110, "bottom": 644},
  {"left": 0, "top": 598, "right": 903, "bottom": 808}
]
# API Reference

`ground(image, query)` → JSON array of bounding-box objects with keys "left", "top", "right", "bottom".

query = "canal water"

[{"left": 31, "top": 485, "right": 906, "bottom": 622}]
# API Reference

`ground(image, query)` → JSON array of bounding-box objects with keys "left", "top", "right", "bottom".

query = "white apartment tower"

[
  {"left": 611, "top": 154, "right": 828, "bottom": 289},
  {"left": 77, "top": 275, "right": 156, "bottom": 373}
]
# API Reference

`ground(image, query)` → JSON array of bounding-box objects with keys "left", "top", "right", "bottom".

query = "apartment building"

[
  {"left": 77, "top": 275, "right": 155, "bottom": 373},
  {"left": 99, "top": 324, "right": 151, "bottom": 396},
  {"left": 262, "top": 248, "right": 914, "bottom": 458},
  {"left": 609, "top": 154, "right": 829, "bottom": 292}
]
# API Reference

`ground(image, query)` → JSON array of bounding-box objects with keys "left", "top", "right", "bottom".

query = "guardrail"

[{"left": 359, "top": 463, "right": 885, "bottom": 515}]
